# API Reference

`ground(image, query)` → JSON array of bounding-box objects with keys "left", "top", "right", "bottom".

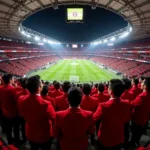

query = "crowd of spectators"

[{"left": 0, "top": 74, "right": 150, "bottom": 150}]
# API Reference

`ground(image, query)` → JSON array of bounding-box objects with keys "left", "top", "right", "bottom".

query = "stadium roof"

[{"left": 0, "top": 0, "right": 150, "bottom": 41}]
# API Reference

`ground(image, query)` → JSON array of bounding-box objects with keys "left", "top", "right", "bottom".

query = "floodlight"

[
  {"left": 110, "top": 37, "right": 116, "bottom": 41},
  {"left": 34, "top": 36, "right": 40, "bottom": 41},
  {"left": 103, "top": 39, "right": 108, "bottom": 43}
]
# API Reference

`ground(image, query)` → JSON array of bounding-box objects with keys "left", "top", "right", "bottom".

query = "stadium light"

[
  {"left": 21, "top": 31, "right": 25, "bottom": 35},
  {"left": 119, "top": 31, "right": 129, "bottom": 38},
  {"left": 103, "top": 39, "right": 108, "bottom": 43},
  {"left": 93, "top": 42, "right": 98, "bottom": 45},
  {"left": 34, "top": 36, "right": 40, "bottom": 41},
  {"left": 110, "top": 37, "right": 116, "bottom": 41},
  {"left": 27, "top": 34, "right": 31, "bottom": 38},
  {"left": 43, "top": 38, "right": 47, "bottom": 42},
  {"left": 130, "top": 27, "right": 132, "bottom": 32}
]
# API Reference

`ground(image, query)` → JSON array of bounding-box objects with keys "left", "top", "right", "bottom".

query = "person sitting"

[
  {"left": 53, "top": 86, "right": 95, "bottom": 150},
  {"left": 19, "top": 75, "right": 55, "bottom": 150},
  {"left": 93, "top": 79, "right": 130, "bottom": 150},
  {"left": 80, "top": 83, "right": 99, "bottom": 113}
]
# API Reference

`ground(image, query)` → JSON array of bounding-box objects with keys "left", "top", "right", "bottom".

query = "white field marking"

[
  {"left": 69, "top": 76, "right": 79, "bottom": 82},
  {"left": 70, "top": 63, "right": 79, "bottom": 65}
]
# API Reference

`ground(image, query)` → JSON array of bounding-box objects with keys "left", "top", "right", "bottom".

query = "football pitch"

[{"left": 28, "top": 59, "right": 121, "bottom": 82}]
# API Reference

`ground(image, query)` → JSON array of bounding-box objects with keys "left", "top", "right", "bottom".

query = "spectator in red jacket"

[
  {"left": 0, "top": 74, "right": 19, "bottom": 144},
  {"left": 19, "top": 75, "right": 55, "bottom": 150},
  {"left": 55, "top": 81, "right": 71, "bottom": 111},
  {"left": 130, "top": 77, "right": 150, "bottom": 147},
  {"left": 16, "top": 78, "right": 29, "bottom": 143},
  {"left": 80, "top": 83, "right": 99, "bottom": 113},
  {"left": 93, "top": 83, "right": 110, "bottom": 103},
  {"left": 53, "top": 86, "right": 95, "bottom": 150},
  {"left": 121, "top": 78, "right": 133, "bottom": 148},
  {"left": 121, "top": 78, "right": 134, "bottom": 101},
  {"left": 93, "top": 79, "right": 130, "bottom": 150},
  {"left": 91, "top": 83, "right": 98, "bottom": 95},
  {"left": 130, "top": 78, "right": 142, "bottom": 99},
  {"left": 41, "top": 85, "right": 55, "bottom": 107},
  {"left": 138, "top": 76, "right": 145, "bottom": 88},
  {"left": 49, "top": 81, "right": 63, "bottom": 98}
]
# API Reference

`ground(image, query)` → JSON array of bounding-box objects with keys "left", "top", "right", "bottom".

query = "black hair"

[
  {"left": 68, "top": 87, "right": 82, "bottom": 107},
  {"left": 62, "top": 81, "right": 71, "bottom": 93},
  {"left": 98, "top": 83, "right": 105, "bottom": 92},
  {"left": 83, "top": 83, "right": 91, "bottom": 95},
  {"left": 53, "top": 80, "right": 57, "bottom": 85},
  {"left": 20, "top": 78, "right": 27, "bottom": 89},
  {"left": 41, "top": 85, "right": 49, "bottom": 96},
  {"left": 95, "top": 83, "right": 98, "bottom": 88},
  {"left": 26, "top": 75, "right": 41, "bottom": 94},
  {"left": 132, "top": 78, "right": 139, "bottom": 86},
  {"left": 139, "top": 76, "right": 145, "bottom": 81},
  {"left": 2, "top": 74, "right": 13, "bottom": 84},
  {"left": 122, "top": 78, "right": 131, "bottom": 90},
  {"left": 45, "top": 81, "right": 50, "bottom": 86},
  {"left": 109, "top": 79, "right": 125, "bottom": 97},
  {"left": 54, "top": 81, "right": 60, "bottom": 90},
  {"left": 144, "top": 77, "right": 150, "bottom": 91}
]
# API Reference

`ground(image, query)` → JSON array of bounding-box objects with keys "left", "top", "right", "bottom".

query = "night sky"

[{"left": 23, "top": 5, "right": 127, "bottom": 42}]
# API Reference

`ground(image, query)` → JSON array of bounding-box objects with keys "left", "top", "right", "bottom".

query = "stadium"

[{"left": 0, "top": 0, "right": 150, "bottom": 150}]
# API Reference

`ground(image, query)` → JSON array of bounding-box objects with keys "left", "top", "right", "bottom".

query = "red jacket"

[
  {"left": 0, "top": 84, "right": 18, "bottom": 118},
  {"left": 130, "top": 85, "right": 142, "bottom": 99},
  {"left": 53, "top": 108, "right": 95, "bottom": 150},
  {"left": 131, "top": 91, "right": 150, "bottom": 126},
  {"left": 19, "top": 94, "right": 56, "bottom": 143},
  {"left": 121, "top": 90, "right": 134, "bottom": 101},
  {"left": 80, "top": 95, "right": 99, "bottom": 112},
  {"left": 93, "top": 98, "right": 130, "bottom": 147},
  {"left": 42, "top": 95, "right": 55, "bottom": 107},
  {"left": 16, "top": 88, "right": 29, "bottom": 114},
  {"left": 55, "top": 94, "right": 69, "bottom": 111},
  {"left": 93, "top": 93, "right": 109, "bottom": 103},
  {"left": 49, "top": 89, "right": 63, "bottom": 98},
  {"left": 91, "top": 88, "right": 98, "bottom": 95}
]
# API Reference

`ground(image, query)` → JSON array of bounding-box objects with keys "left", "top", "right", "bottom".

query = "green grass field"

[{"left": 28, "top": 59, "right": 121, "bottom": 82}]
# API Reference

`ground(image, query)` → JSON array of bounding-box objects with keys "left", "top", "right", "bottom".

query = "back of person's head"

[
  {"left": 2, "top": 74, "right": 13, "bottom": 84},
  {"left": 45, "top": 81, "right": 50, "bottom": 86},
  {"left": 95, "top": 83, "right": 98, "bottom": 88},
  {"left": 83, "top": 83, "right": 91, "bottom": 95},
  {"left": 26, "top": 75, "right": 41, "bottom": 94},
  {"left": 53, "top": 80, "right": 57, "bottom": 85},
  {"left": 68, "top": 87, "right": 82, "bottom": 107},
  {"left": 132, "top": 78, "right": 139, "bottom": 86},
  {"left": 54, "top": 81, "right": 60, "bottom": 90},
  {"left": 139, "top": 76, "right": 145, "bottom": 83},
  {"left": 122, "top": 78, "right": 131, "bottom": 90},
  {"left": 98, "top": 83, "right": 105, "bottom": 93},
  {"left": 41, "top": 85, "right": 49, "bottom": 96},
  {"left": 109, "top": 79, "right": 125, "bottom": 98},
  {"left": 20, "top": 78, "right": 27, "bottom": 89},
  {"left": 62, "top": 81, "right": 71, "bottom": 93},
  {"left": 77, "top": 84, "right": 80, "bottom": 87},
  {"left": 143, "top": 77, "right": 150, "bottom": 91}
]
